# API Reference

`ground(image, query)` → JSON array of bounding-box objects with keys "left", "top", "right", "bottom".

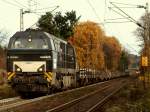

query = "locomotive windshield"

[{"left": 10, "top": 37, "right": 49, "bottom": 49}]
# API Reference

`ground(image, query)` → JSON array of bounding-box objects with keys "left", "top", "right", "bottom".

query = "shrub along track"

[{"left": 0, "top": 77, "right": 129, "bottom": 112}]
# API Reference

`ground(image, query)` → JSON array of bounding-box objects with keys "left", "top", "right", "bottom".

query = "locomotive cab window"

[
  {"left": 11, "top": 36, "right": 49, "bottom": 49},
  {"left": 66, "top": 44, "right": 75, "bottom": 68}
]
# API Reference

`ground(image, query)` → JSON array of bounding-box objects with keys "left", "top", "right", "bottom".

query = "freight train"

[{"left": 7, "top": 30, "right": 126, "bottom": 96}]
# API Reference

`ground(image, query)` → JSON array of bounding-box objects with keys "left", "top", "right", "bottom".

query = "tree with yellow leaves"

[
  {"left": 103, "top": 36, "right": 122, "bottom": 71},
  {"left": 69, "top": 21, "right": 105, "bottom": 70}
]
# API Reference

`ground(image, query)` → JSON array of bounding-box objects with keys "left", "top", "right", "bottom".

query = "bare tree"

[
  {"left": 135, "top": 13, "right": 150, "bottom": 47},
  {"left": 0, "top": 29, "right": 9, "bottom": 69},
  {"left": 135, "top": 12, "right": 150, "bottom": 70},
  {"left": 0, "top": 29, "right": 9, "bottom": 47}
]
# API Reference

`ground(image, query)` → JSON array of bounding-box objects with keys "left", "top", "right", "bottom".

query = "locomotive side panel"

[{"left": 52, "top": 37, "right": 76, "bottom": 89}]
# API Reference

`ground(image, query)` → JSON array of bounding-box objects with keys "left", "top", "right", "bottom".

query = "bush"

[
  {"left": 105, "top": 106, "right": 123, "bottom": 112},
  {"left": 0, "top": 84, "right": 17, "bottom": 99}
]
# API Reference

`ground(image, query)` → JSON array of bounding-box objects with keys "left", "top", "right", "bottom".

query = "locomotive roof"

[
  {"left": 46, "top": 32, "right": 67, "bottom": 44},
  {"left": 11, "top": 30, "right": 67, "bottom": 44}
]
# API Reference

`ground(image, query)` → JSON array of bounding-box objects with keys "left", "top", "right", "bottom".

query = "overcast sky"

[{"left": 0, "top": 0, "right": 149, "bottom": 55}]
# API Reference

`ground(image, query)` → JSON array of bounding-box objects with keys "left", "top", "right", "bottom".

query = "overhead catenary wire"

[
  {"left": 110, "top": 2, "right": 142, "bottom": 7},
  {"left": 12, "top": 0, "right": 28, "bottom": 9},
  {"left": 31, "top": 11, "right": 46, "bottom": 14},
  {"left": 86, "top": 0, "right": 104, "bottom": 26},
  {"left": 109, "top": 2, "right": 146, "bottom": 9},
  {"left": 109, "top": 7, "right": 133, "bottom": 21},
  {"left": 27, "top": 6, "right": 60, "bottom": 29},
  {"left": 104, "top": 0, "right": 107, "bottom": 21},
  {"left": 106, "top": 17, "right": 130, "bottom": 20},
  {"left": 110, "top": 6, "right": 146, "bottom": 9},
  {"left": 32, "top": 5, "right": 59, "bottom": 11},
  {"left": 103, "top": 0, "right": 109, "bottom": 30},
  {"left": 2, "top": 0, "right": 24, "bottom": 9},
  {"left": 105, "top": 21, "right": 132, "bottom": 23},
  {"left": 110, "top": 2, "right": 137, "bottom": 23},
  {"left": 30, "top": 5, "right": 59, "bottom": 15},
  {"left": 110, "top": 2, "right": 145, "bottom": 28}
]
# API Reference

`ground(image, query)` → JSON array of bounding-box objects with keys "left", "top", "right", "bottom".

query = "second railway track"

[{"left": 0, "top": 97, "right": 21, "bottom": 106}]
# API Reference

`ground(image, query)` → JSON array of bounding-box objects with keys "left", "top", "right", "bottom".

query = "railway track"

[
  {"left": 0, "top": 77, "right": 129, "bottom": 112},
  {"left": 86, "top": 82, "right": 126, "bottom": 112},
  {"left": 46, "top": 79, "right": 127, "bottom": 112}
]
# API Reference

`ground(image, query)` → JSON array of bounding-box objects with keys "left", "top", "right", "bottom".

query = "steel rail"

[
  {"left": 46, "top": 85, "right": 111, "bottom": 112},
  {"left": 0, "top": 79, "right": 118, "bottom": 112},
  {"left": 46, "top": 79, "right": 127, "bottom": 112},
  {"left": 86, "top": 82, "right": 127, "bottom": 112}
]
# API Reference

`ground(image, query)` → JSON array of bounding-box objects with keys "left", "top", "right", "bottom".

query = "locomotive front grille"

[{"left": 13, "top": 61, "right": 46, "bottom": 72}]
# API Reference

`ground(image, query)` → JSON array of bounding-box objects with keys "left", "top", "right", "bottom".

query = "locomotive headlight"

[
  {"left": 39, "top": 68, "right": 43, "bottom": 71},
  {"left": 28, "top": 38, "right": 32, "bottom": 42},
  {"left": 17, "top": 68, "right": 21, "bottom": 72},
  {"left": 37, "top": 65, "right": 45, "bottom": 72},
  {"left": 40, "top": 56, "right": 51, "bottom": 59},
  {"left": 15, "top": 65, "right": 22, "bottom": 72}
]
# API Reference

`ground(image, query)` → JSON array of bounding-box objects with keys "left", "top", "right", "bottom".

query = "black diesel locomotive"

[
  {"left": 7, "top": 30, "right": 76, "bottom": 95},
  {"left": 7, "top": 30, "right": 125, "bottom": 96}
]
